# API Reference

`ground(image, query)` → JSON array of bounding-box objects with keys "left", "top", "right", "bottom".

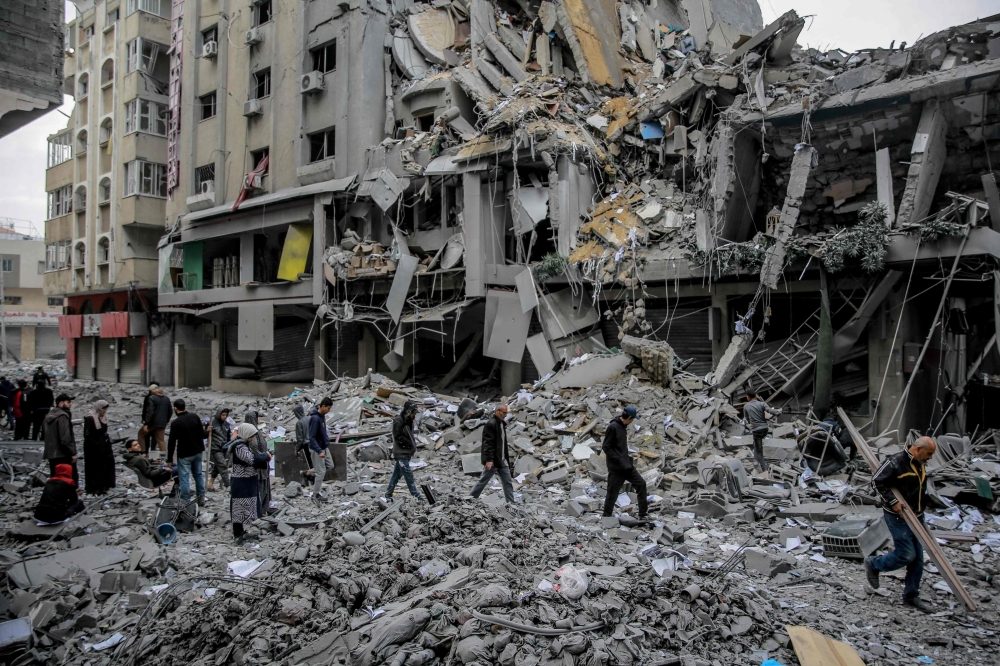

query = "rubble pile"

[{"left": 1, "top": 350, "right": 999, "bottom": 665}]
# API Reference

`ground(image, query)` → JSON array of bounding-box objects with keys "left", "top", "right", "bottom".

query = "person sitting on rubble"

[
  {"left": 383, "top": 400, "right": 422, "bottom": 504},
  {"left": 308, "top": 398, "right": 334, "bottom": 502},
  {"left": 470, "top": 402, "right": 516, "bottom": 504},
  {"left": 293, "top": 404, "right": 314, "bottom": 483},
  {"left": 123, "top": 438, "right": 175, "bottom": 486},
  {"left": 34, "top": 463, "right": 85, "bottom": 524},
  {"left": 799, "top": 416, "right": 850, "bottom": 476},
  {"left": 601, "top": 405, "right": 648, "bottom": 520},
  {"left": 742, "top": 389, "right": 782, "bottom": 473},
  {"left": 865, "top": 436, "right": 937, "bottom": 614},
  {"left": 206, "top": 406, "right": 232, "bottom": 492},
  {"left": 229, "top": 423, "right": 272, "bottom": 544}
]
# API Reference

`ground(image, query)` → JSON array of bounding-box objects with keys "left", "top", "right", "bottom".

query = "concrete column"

[
  {"left": 358, "top": 325, "right": 378, "bottom": 377},
  {"left": 500, "top": 360, "right": 521, "bottom": 396},
  {"left": 868, "top": 285, "right": 915, "bottom": 436},
  {"left": 210, "top": 337, "right": 223, "bottom": 392},
  {"left": 710, "top": 290, "right": 730, "bottom": 366},
  {"left": 240, "top": 233, "right": 255, "bottom": 283},
  {"left": 896, "top": 99, "right": 948, "bottom": 227},
  {"left": 314, "top": 323, "right": 328, "bottom": 381},
  {"left": 175, "top": 343, "right": 186, "bottom": 388},
  {"left": 20, "top": 325, "right": 36, "bottom": 361}
]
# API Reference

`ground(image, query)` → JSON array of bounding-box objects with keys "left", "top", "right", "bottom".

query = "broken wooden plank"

[
  {"left": 837, "top": 407, "right": 978, "bottom": 611},
  {"left": 786, "top": 625, "right": 866, "bottom": 666}
]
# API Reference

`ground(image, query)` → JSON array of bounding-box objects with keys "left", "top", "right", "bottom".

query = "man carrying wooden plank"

[{"left": 864, "top": 436, "right": 937, "bottom": 613}]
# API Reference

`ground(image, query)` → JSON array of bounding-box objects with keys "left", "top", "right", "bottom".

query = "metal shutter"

[
  {"left": 327, "top": 321, "right": 360, "bottom": 378},
  {"left": 120, "top": 337, "right": 143, "bottom": 384},
  {"left": 1, "top": 327, "right": 22, "bottom": 361},
  {"left": 224, "top": 323, "right": 258, "bottom": 369},
  {"left": 35, "top": 326, "right": 64, "bottom": 359},
  {"left": 77, "top": 337, "right": 95, "bottom": 379},
  {"left": 258, "top": 319, "right": 315, "bottom": 381},
  {"left": 601, "top": 299, "right": 714, "bottom": 377},
  {"left": 96, "top": 339, "right": 117, "bottom": 382}
]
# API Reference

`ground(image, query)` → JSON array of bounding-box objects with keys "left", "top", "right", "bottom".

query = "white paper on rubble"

[{"left": 227, "top": 558, "right": 265, "bottom": 578}]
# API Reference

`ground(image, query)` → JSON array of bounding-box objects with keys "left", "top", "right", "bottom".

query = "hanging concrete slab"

[
  {"left": 514, "top": 268, "right": 538, "bottom": 313},
  {"left": 537, "top": 288, "right": 600, "bottom": 341},
  {"left": 525, "top": 333, "right": 556, "bottom": 376},
  {"left": 546, "top": 354, "right": 630, "bottom": 389},
  {"left": 238, "top": 302, "right": 274, "bottom": 351},
  {"left": 554, "top": 0, "right": 625, "bottom": 88},
  {"left": 392, "top": 31, "right": 431, "bottom": 79},
  {"left": 276, "top": 223, "right": 313, "bottom": 282},
  {"left": 484, "top": 291, "right": 532, "bottom": 362},
  {"left": 510, "top": 186, "right": 549, "bottom": 235},
  {"left": 408, "top": 9, "right": 456, "bottom": 66},
  {"left": 366, "top": 168, "right": 405, "bottom": 213},
  {"left": 387, "top": 255, "right": 420, "bottom": 323}
]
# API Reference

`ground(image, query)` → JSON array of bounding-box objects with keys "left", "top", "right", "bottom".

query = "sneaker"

[
  {"left": 196, "top": 496, "right": 207, "bottom": 507},
  {"left": 379, "top": 496, "right": 394, "bottom": 507},
  {"left": 234, "top": 535, "right": 246, "bottom": 546},
  {"left": 904, "top": 596, "right": 934, "bottom": 614},
  {"left": 864, "top": 556, "right": 880, "bottom": 589}
]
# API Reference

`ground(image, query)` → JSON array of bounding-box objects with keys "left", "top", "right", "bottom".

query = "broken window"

[
  {"left": 311, "top": 41, "right": 336, "bottom": 73},
  {"left": 125, "top": 38, "right": 162, "bottom": 75},
  {"left": 254, "top": 0, "right": 272, "bottom": 25},
  {"left": 308, "top": 128, "right": 336, "bottom": 163},
  {"left": 415, "top": 113, "right": 435, "bottom": 132},
  {"left": 47, "top": 132, "right": 72, "bottom": 167},
  {"left": 202, "top": 25, "right": 218, "bottom": 47},
  {"left": 124, "top": 99, "right": 168, "bottom": 135},
  {"left": 200, "top": 91, "right": 217, "bottom": 120},
  {"left": 81, "top": 25, "right": 94, "bottom": 43},
  {"left": 47, "top": 185, "right": 73, "bottom": 218},
  {"left": 195, "top": 164, "right": 215, "bottom": 193},
  {"left": 251, "top": 147, "right": 269, "bottom": 173},
  {"left": 252, "top": 68, "right": 270, "bottom": 99},
  {"left": 77, "top": 73, "right": 89, "bottom": 98},
  {"left": 124, "top": 159, "right": 167, "bottom": 197}
]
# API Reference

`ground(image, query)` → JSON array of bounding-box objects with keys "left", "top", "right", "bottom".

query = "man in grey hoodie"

[
  {"left": 293, "top": 404, "right": 314, "bottom": 483},
  {"left": 206, "top": 406, "right": 231, "bottom": 491},
  {"left": 43, "top": 394, "right": 78, "bottom": 485},
  {"left": 743, "top": 388, "right": 782, "bottom": 472}
]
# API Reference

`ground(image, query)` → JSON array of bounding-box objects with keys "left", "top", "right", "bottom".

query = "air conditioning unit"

[
  {"left": 200, "top": 180, "right": 215, "bottom": 194},
  {"left": 202, "top": 40, "right": 218, "bottom": 58},
  {"left": 245, "top": 173, "right": 263, "bottom": 190},
  {"left": 300, "top": 71, "right": 325, "bottom": 94},
  {"left": 243, "top": 99, "right": 263, "bottom": 117},
  {"left": 245, "top": 27, "right": 263, "bottom": 46}
]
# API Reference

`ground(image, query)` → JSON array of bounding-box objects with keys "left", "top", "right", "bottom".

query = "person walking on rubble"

[
  {"left": 43, "top": 394, "right": 78, "bottom": 486},
  {"left": 383, "top": 400, "right": 422, "bottom": 504},
  {"left": 12, "top": 379, "right": 30, "bottom": 440},
  {"left": 470, "top": 403, "right": 516, "bottom": 504},
  {"left": 167, "top": 399, "right": 207, "bottom": 506},
  {"left": 243, "top": 410, "right": 274, "bottom": 514},
  {"left": 32, "top": 366, "right": 51, "bottom": 388},
  {"left": 601, "top": 405, "right": 648, "bottom": 520},
  {"left": 28, "top": 380, "right": 54, "bottom": 441},
  {"left": 83, "top": 399, "right": 116, "bottom": 495},
  {"left": 308, "top": 397, "right": 334, "bottom": 502},
  {"left": 206, "top": 406, "right": 232, "bottom": 492},
  {"left": 143, "top": 385, "right": 172, "bottom": 453},
  {"left": 293, "top": 404, "right": 314, "bottom": 484},
  {"left": 229, "top": 423, "right": 272, "bottom": 544},
  {"left": 34, "top": 463, "right": 85, "bottom": 524},
  {"left": 864, "top": 436, "right": 938, "bottom": 614},
  {"left": 743, "top": 389, "right": 782, "bottom": 472}
]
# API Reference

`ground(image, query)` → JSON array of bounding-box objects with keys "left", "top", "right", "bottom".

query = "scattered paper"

[{"left": 227, "top": 558, "right": 266, "bottom": 578}]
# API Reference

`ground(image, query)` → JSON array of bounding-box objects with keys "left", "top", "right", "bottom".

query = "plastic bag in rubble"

[
  {"left": 417, "top": 558, "right": 451, "bottom": 580},
  {"left": 554, "top": 564, "right": 589, "bottom": 600}
]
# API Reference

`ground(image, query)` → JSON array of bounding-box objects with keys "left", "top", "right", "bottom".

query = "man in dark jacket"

[
  {"left": 34, "top": 463, "right": 84, "bottom": 524},
  {"left": 12, "top": 380, "right": 30, "bottom": 439},
  {"left": 143, "top": 386, "right": 172, "bottom": 452},
  {"left": 32, "top": 366, "right": 51, "bottom": 387},
  {"left": 123, "top": 439, "right": 174, "bottom": 485},
  {"left": 167, "top": 399, "right": 207, "bottom": 505},
  {"left": 743, "top": 389, "right": 782, "bottom": 472},
  {"left": 206, "top": 406, "right": 232, "bottom": 491},
  {"left": 601, "top": 406, "right": 648, "bottom": 519},
  {"left": 864, "top": 437, "right": 937, "bottom": 614},
  {"left": 0, "top": 376, "right": 13, "bottom": 430},
  {"left": 43, "top": 394, "right": 78, "bottom": 485},
  {"left": 29, "top": 381, "right": 54, "bottom": 441},
  {"left": 384, "top": 401, "right": 422, "bottom": 503},
  {"left": 293, "top": 404, "right": 314, "bottom": 483},
  {"left": 470, "top": 403, "right": 515, "bottom": 503},
  {"left": 308, "top": 397, "right": 334, "bottom": 500}
]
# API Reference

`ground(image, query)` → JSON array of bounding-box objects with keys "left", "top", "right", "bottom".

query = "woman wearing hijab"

[
  {"left": 34, "top": 463, "right": 85, "bottom": 523},
  {"left": 242, "top": 410, "right": 274, "bottom": 515},
  {"left": 229, "top": 423, "right": 271, "bottom": 543},
  {"left": 206, "top": 406, "right": 232, "bottom": 492},
  {"left": 83, "top": 399, "right": 116, "bottom": 495}
]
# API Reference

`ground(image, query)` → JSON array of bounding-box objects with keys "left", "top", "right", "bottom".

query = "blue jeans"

[
  {"left": 176, "top": 454, "right": 206, "bottom": 501},
  {"left": 871, "top": 512, "right": 924, "bottom": 600},
  {"left": 385, "top": 456, "right": 420, "bottom": 498}
]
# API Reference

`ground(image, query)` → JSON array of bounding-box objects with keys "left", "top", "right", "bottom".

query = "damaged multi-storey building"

[{"left": 49, "top": 0, "right": 1000, "bottom": 439}]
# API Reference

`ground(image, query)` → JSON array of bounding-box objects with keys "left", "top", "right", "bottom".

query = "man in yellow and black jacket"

[{"left": 864, "top": 436, "right": 936, "bottom": 613}]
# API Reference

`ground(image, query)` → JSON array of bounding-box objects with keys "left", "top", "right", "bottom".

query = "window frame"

[
  {"left": 252, "top": 68, "right": 271, "bottom": 99},
  {"left": 308, "top": 127, "right": 336, "bottom": 163},
  {"left": 124, "top": 159, "right": 168, "bottom": 198},
  {"left": 199, "top": 91, "right": 217, "bottom": 121},
  {"left": 194, "top": 163, "right": 216, "bottom": 192},
  {"left": 250, "top": 147, "right": 270, "bottom": 173},
  {"left": 311, "top": 41, "right": 337, "bottom": 73},
  {"left": 47, "top": 132, "right": 73, "bottom": 168},
  {"left": 124, "top": 98, "right": 168, "bottom": 136},
  {"left": 202, "top": 25, "right": 218, "bottom": 48},
  {"left": 47, "top": 185, "right": 73, "bottom": 219},
  {"left": 3, "top": 296, "right": 23, "bottom": 306},
  {"left": 1, "top": 259, "right": 13, "bottom": 273},
  {"left": 126, "top": 0, "right": 164, "bottom": 17},
  {"left": 125, "top": 38, "right": 162, "bottom": 74},
  {"left": 254, "top": 0, "right": 272, "bottom": 26},
  {"left": 48, "top": 297, "right": 63, "bottom": 306}
]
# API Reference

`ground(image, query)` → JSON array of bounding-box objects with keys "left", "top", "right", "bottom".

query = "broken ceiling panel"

[
  {"left": 408, "top": 9, "right": 457, "bottom": 66},
  {"left": 484, "top": 290, "right": 532, "bottom": 362},
  {"left": 538, "top": 288, "right": 600, "bottom": 341}
]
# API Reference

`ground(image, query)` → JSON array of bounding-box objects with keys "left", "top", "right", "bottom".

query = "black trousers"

[
  {"left": 14, "top": 415, "right": 31, "bottom": 440},
  {"left": 31, "top": 409, "right": 49, "bottom": 440},
  {"left": 48, "top": 457, "right": 80, "bottom": 486},
  {"left": 603, "top": 467, "right": 648, "bottom": 517},
  {"left": 751, "top": 429, "right": 768, "bottom": 470}
]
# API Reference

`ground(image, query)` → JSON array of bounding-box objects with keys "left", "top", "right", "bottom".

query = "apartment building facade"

[
  {"left": 0, "top": 228, "right": 64, "bottom": 362},
  {"left": 46, "top": 0, "right": 172, "bottom": 384}
]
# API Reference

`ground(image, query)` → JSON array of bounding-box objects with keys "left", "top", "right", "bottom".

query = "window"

[
  {"left": 124, "top": 99, "right": 168, "bottom": 135},
  {"left": 126, "top": 38, "right": 161, "bottom": 74},
  {"left": 254, "top": 0, "right": 272, "bottom": 25},
  {"left": 195, "top": 164, "right": 216, "bottom": 192},
  {"left": 78, "top": 73, "right": 89, "bottom": 98},
  {"left": 251, "top": 148, "right": 269, "bottom": 172},
  {"left": 252, "top": 68, "right": 270, "bottom": 99},
  {"left": 308, "top": 128, "right": 336, "bottom": 162},
  {"left": 311, "top": 41, "right": 336, "bottom": 73},
  {"left": 82, "top": 25, "right": 94, "bottom": 43},
  {"left": 199, "top": 92, "right": 217, "bottom": 120},
  {"left": 44, "top": 242, "right": 72, "bottom": 272},
  {"left": 101, "top": 59, "right": 114, "bottom": 85},
  {"left": 202, "top": 25, "right": 218, "bottom": 47},
  {"left": 3, "top": 296, "right": 22, "bottom": 306},
  {"left": 1, "top": 259, "right": 12, "bottom": 272},
  {"left": 47, "top": 133, "right": 72, "bottom": 167},
  {"left": 49, "top": 297, "right": 63, "bottom": 306},
  {"left": 98, "top": 238, "right": 111, "bottom": 263},
  {"left": 107, "top": 7, "right": 120, "bottom": 24},
  {"left": 124, "top": 160, "right": 167, "bottom": 197},
  {"left": 47, "top": 185, "right": 73, "bottom": 218},
  {"left": 100, "top": 178, "right": 112, "bottom": 202},
  {"left": 127, "top": 0, "right": 163, "bottom": 16}
]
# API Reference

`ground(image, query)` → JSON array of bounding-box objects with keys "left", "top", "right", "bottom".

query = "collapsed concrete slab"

[{"left": 759, "top": 144, "right": 816, "bottom": 289}]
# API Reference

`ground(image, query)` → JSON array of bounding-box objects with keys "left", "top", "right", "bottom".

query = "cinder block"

[{"left": 565, "top": 500, "right": 585, "bottom": 518}]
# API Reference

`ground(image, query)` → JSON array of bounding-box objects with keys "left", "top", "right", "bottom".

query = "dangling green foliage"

[{"left": 819, "top": 201, "right": 891, "bottom": 274}]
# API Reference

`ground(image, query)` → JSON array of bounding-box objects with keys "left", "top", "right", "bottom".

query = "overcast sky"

[{"left": 1, "top": 0, "right": 999, "bottom": 234}]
